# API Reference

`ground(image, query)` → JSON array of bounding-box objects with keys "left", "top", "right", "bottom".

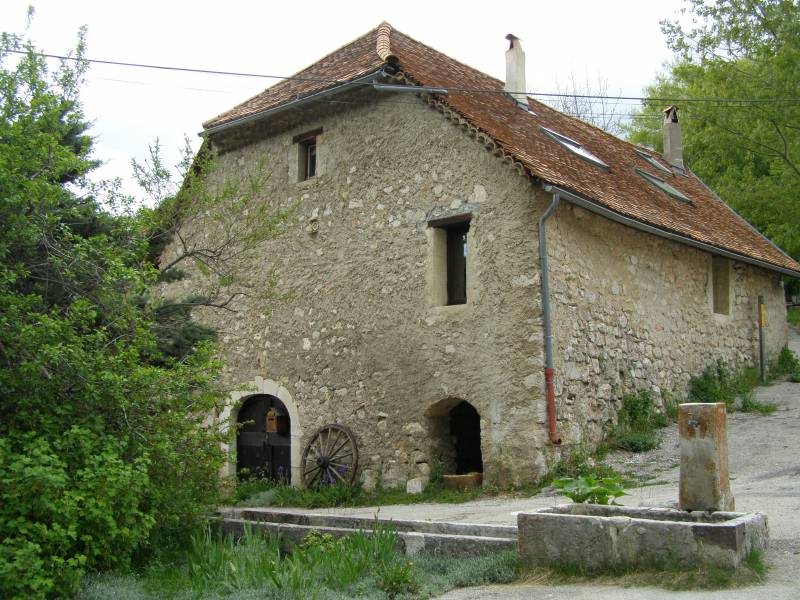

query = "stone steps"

[{"left": 216, "top": 508, "right": 517, "bottom": 556}]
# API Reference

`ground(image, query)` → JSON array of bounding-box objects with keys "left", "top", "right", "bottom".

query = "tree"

[
  {"left": 0, "top": 14, "right": 227, "bottom": 599},
  {"left": 625, "top": 0, "right": 800, "bottom": 260},
  {"left": 132, "top": 138, "right": 291, "bottom": 360},
  {"left": 546, "top": 70, "right": 626, "bottom": 135}
]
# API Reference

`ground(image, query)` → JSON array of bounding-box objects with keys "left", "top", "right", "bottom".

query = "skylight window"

[
  {"left": 634, "top": 149, "right": 673, "bottom": 176},
  {"left": 636, "top": 169, "right": 692, "bottom": 203},
  {"left": 540, "top": 126, "right": 609, "bottom": 170}
]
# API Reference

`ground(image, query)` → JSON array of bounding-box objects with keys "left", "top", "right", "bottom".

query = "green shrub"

[{"left": 0, "top": 430, "right": 154, "bottom": 599}]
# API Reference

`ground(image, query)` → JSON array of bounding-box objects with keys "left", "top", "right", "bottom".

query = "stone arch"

[
  {"left": 220, "top": 377, "right": 303, "bottom": 486},
  {"left": 425, "top": 397, "right": 484, "bottom": 476}
]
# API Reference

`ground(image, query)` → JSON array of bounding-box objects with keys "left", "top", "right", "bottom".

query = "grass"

[
  {"left": 77, "top": 524, "right": 519, "bottom": 600},
  {"left": 787, "top": 307, "right": 800, "bottom": 326},
  {"left": 521, "top": 548, "right": 768, "bottom": 591}
]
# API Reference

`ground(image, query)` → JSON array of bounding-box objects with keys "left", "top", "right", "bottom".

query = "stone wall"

[
  {"left": 161, "top": 92, "right": 550, "bottom": 488},
  {"left": 545, "top": 200, "right": 787, "bottom": 446},
  {"left": 162, "top": 89, "right": 789, "bottom": 488}
]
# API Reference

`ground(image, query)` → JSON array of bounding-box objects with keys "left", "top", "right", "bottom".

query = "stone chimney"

[
  {"left": 662, "top": 105, "right": 685, "bottom": 172},
  {"left": 505, "top": 34, "right": 527, "bottom": 104}
]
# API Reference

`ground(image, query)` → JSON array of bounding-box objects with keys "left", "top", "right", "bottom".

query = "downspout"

[{"left": 539, "top": 187, "right": 562, "bottom": 444}]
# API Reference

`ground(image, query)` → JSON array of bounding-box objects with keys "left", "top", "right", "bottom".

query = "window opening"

[
  {"left": 300, "top": 137, "right": 317, "bottom": 180},
  {"left": 445, "top": 221, "right": 469, "bottom": 305},
  {"left": 540, "top": 126, "right": 609, "bottom": 170},
  {"left": 634, "top": 148, "right": 673, "bottom": 176},
  {"left": 711, "top": 256, "right": 731, "bottom": 315},
  {"left": 636, "top": 169, "right": 691, "bottom": 203}
]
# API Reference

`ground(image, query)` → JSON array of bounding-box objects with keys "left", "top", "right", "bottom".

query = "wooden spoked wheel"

[{"left": 301, "top": 424, "right": 359, "bottom": 488}]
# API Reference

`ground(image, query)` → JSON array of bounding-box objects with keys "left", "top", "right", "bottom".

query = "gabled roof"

[{"left": 204, "top": 23, "right": 800, "bottom": 276}]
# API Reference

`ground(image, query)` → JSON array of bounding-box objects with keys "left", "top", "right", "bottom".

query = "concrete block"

[
  {"left": 406, "top": 476, "right": 426, "bottom": 494},
  {"left": 679, "top": 402, "right": 734, "bottom": 511},
  {"left": 518, "top": 504, "right": 768, "bottom": 571}
]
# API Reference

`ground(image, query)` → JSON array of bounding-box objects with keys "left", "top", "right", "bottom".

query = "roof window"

[
  {"left": 634, "top": 148, "right": 673, "bottom": 176},
  {"left": 636, "top": 169, "right": 692, "bottom": 203},
  {"left": 540, "top": 126, "right": 609, "bottom": 170}
]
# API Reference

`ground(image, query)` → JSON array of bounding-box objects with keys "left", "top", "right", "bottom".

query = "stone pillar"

[{"left": 678, "top": 403, "right": 734, "bottom": 511}]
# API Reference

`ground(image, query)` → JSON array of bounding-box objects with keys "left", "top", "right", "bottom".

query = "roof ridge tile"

[{"left": 376, "top": 21, "right": 395, "bottom": 62}]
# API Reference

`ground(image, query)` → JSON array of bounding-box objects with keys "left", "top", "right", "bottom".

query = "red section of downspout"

[{"left": 545, "top": 367, "right": 560, "bottom": 444}]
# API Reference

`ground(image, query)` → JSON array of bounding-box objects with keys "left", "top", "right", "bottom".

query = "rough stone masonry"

[{"left": 159, "top": 89, "right": 787, "bottom": 489}]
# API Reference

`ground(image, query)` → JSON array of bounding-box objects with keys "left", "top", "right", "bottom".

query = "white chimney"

[
  {"left": 505, "top": 34, "right": 527, "bottom": 105},
  {"left": 662, "top": 105, "right": 685, "bottom": 172}
]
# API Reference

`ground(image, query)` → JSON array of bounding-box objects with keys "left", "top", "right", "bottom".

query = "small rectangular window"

[
  {"left": 300, "top": 137, "right": 317, "bottom": 180},
  {"left": 445, "top": 222, "right": 469, "bottom": 305},
  {"left": 712, "top": 256, "right": 730, "bottom": 315}
]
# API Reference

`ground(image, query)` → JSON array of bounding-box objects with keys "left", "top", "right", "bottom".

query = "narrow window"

[
  {"left": 293, "top": 128, "right": 322, "bottom": 181},
  {"left": 300, "top": 137, "right": 317, "bottom": 180},
  {"left": 712, "top": 256, "right": 730, "bottom": 315},
  {"left": 445, "top": 221, "right": 469, "bottom": 305}
]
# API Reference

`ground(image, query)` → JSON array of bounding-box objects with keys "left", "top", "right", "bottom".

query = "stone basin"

[{"left": 518, "top": 504, "right": 768, "bottom": 571}]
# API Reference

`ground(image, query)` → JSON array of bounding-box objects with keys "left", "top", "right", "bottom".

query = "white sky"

[{"left": 1, "top": 0, "right": 687, "bottom": 200}]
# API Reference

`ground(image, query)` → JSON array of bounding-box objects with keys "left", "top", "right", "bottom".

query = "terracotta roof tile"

[{"left": 204, "top": 24, "right": 800, "bottom": 275}]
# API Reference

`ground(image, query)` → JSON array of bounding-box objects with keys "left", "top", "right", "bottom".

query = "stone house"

[{"left": 162, "top": 23, "right": 800, "bottom": 490}]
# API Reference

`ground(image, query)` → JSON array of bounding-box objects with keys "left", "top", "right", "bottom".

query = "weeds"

[
  {"left": 688, "top": 360, "right": 780, "bottom": 414},
  {"left": 771, "top": 346, "right": 800, "bottom": 379},
  {"left": 546, "top": 445, "right": 630, "bottom": 484},
  {"left": 553, "top": 475, "right": 628, "bottom": 504},
  {"left": 77, "top": 526, "right": 519, "bottom": 600},
  {"left": 609, "top": 389, "right": 668, "bottom": 453}
]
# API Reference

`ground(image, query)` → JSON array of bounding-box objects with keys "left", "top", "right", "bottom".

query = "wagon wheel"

[{"left": 301, "top": 424, "right": 359, "bottom": 488}]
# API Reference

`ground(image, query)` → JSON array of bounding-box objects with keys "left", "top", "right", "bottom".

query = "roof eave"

[
  {"left": 200, "top": 69, "right": 388, "bottom": 138},
  {"left": 543, "top": 183, "right": 800, "bottom": 278}
]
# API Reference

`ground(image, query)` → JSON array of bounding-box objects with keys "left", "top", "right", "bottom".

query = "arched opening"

[
  {"left": 450, "top": 401, "right": 483, "bottom": 474},
  {"left": 236, "top": 394, "right": 291, "bottom": 482},
  {"left": 426, "top": 398, "right": 483, "bottom": 475}
]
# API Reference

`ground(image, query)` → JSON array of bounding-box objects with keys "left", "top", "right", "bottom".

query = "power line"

[{"left": 12, "top": 49, "right": 800, "bottom": 105}]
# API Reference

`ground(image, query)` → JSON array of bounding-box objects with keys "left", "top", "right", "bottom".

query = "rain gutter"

[{"left": 200, "top": 69, "right": 387, "bottom": 138}]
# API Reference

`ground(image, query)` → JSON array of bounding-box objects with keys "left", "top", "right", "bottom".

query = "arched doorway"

[
  {"left": 425, "top": 398, "right": 484, "bottom": 475},
  {"left": 450, "top": 401, "right": 483, "bottom": 474},
  {"left": 236, "top": 394, "right": 291, "bottom": 482}
]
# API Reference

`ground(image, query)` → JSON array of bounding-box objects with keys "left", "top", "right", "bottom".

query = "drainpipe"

[{"left": 539, "top": 187, "right": 562, "bottom": 444}]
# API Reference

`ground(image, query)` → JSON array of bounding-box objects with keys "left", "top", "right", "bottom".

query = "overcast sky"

[{"left": 2, "top": 0, "right": 688, "bottom": 199}]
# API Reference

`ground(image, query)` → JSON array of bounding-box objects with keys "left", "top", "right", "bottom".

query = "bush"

[{"left": 0, "top": 431, "right": 153, "bottom": 599}]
